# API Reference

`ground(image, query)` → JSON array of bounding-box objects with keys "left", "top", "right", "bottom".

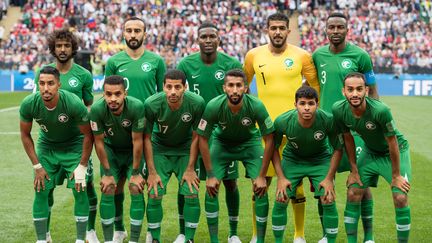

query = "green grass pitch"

[{"left": 1, "top": 92, "right": 431, "bottom": 242}]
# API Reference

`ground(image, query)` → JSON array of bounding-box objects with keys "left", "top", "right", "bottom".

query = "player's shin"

[
  {"left": 130, "top": 193, "right": 145, "bottom": 242},
  {"left": 205, "top": 192, "right": 219, "bottom": 243},
  {"left": 395, "top": 206, "right": 411, "bottom": 243},
  {"left": 344, "top": 201, "right": 360, "bottom": 243},
  {"left": 361, "top": 199, "right": 374, "bottom": 241},
  {"left": 177, "top": 192, "right": 185, "bottom": 235},
  {"left": 184, "top": 196, "right": 200, "bottom": 241},
  {"left": 100, "top": 194, "right": 115, "bottom": 241},
  {"left": 271, "top": 201, "right": 288, "bottom": 243},
  {"left": 46, "top": 189, "right": 54, "bottom": 233},
  {"left": 87, "top": 183, "right": 98, "bottom": 231},
  {"left": 292, "top": 183, "right": 306, "bottom": 239},
  {"left": 73, "top": 188, "right": 89, "bottom": 241},
  {"left": 146, "top": 196, "right": 163, "bottom": 241},
  {"left": 33, "top": 189, "right": 50, "bottom": 240},
  {"left": 323, "top": 202, "right": 338, "bottom": 243},
  {"left": 225, "top": 185, "right": 240, "bottom": 237},
  {"left": 318, "top": 200, "right": 325, "bottom": 236},
  {"left": 254, "top": 193, "right": 269, "bottom": 243},
  {"left": 114, "top": 192, "right": 125, "bottom": 231}
]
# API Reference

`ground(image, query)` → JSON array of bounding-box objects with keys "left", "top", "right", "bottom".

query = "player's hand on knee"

[
  {"left": 129, "top": 174, "right": 145, "bottom": 193},
  {"left": 347, "top": 171, "right": 363, "bottom": 187},
  {"left": 276, "top": 177, "right": 291, "bottom": 202},
  {"left": 206, "top": 177, "right": 220, "bottom": 198},
  {"left": 147, "top": 173, "right": 163, "bottom": 197},
  {"left": 319, "top": 178, "right": 336, "bottom": 202},
  {"left": 100, "top": 175, "right": 116, "bottom": 194},
  {"left": 34, "top": 167, "right": 50, "bottom": 192},
  {"left": 391, "top": 175, "right": 411, "bottom": 193},
  {"left": 253, "top": 176, "right": 267, "bottom": 197},
  {"left": 71, "top": 164, "right": 87, "bottom": 192},
  {"left": 181, "top": 168, "right": 200, "bottom": 193}
]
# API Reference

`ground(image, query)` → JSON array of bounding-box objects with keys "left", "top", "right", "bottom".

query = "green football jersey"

[
  {"left": 197, "top": 94, "right": 274, "bottom": 146},
  {"left": 274, "top": 109, "right": 343, "bottom": 163},
  {"left": 20, "top": 89, "right": 89, "bottom": 149},
  {"left": 332, "top": 97, "right": 408, "bottom": 155},
  {"left": 177, "top": 51, "right": 242, "bottom": 104},
  {"left": 144, "top": 91, "right": 205, "bottom": 155},
  {"left": 35, "top": 63, "right": 94, "bottom": 103},
  {"left": 105, "top": 50, "right": 166, "bottom": 103},
  {"left": 312, "top": 42, "right": 376, "bottom": 112},
  {"left": 89, "top": 96, "right": 145, "bottom": 150}
]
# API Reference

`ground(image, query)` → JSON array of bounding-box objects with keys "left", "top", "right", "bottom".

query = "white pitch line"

[
  {"left": 0, "top": 106, "right": 19, "bottom": 112},
  {"left": 0, "top": 132, "right": 37, "bottom": 135}
]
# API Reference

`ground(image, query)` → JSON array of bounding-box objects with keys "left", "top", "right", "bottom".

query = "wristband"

[
  {"left": 33, "top": 163, "right": 43, "bottom": 170},
  {"left": 207, "top": 170, "right": 215, "bottom": 178},
  {"left": 132, "top": 169, "right": 140, "bottom": 176},
  {"left": 104, "top": 168, "right": 113, "bottom": 176}
]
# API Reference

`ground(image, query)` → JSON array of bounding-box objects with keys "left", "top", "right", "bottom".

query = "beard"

[
  {"left": 125, "top": 37, "right": 144, "bottom": 50},
  {"left": 227, "top": 93, "right": 243, "bottom": 105},
  {"left": 269, "top": 35, "right": 286, "bottom": 48},
  {"left": 347, "top": 95, "right": 365, "bottom": 108},
  {"left": 56, "top": 53, "right": 73, "bottom": 64}
]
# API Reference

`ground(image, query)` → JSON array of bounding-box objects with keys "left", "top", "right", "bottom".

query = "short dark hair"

[
  {"left": 104, "top": 75, "right": 126, "bottom": 89},
  {"left": 39, "top": 66, "right": 60, "bottom": 81},
  {"left": 198, "top": 21, "right": 219, "bottom": 32},
  {"left": 225, "top": 69, "right": 247, "bottom": 84},
  {"left": 343, "top": 72, "right": 366, "bottom": 86},
  {"left": 295, "top": 85, "right": 318, "bottom": 103},
  {"left": 124, "top": 16, "right": 146, "bottom": 32},
  {"left": 267, "top": 12, "right": 289, "bottom": 28},
  {"left": 47, "top": 29, "right": 79, "bottom": 57},
  {"left": 164, "top": 69, "right": 186, "bottom": 85},
  {"left": 327, "top": 12, "right": 348, "bottom": 22}
]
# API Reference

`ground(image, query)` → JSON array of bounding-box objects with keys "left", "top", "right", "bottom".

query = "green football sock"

[
  {"left": 177, "top": 192, "right": 185, "bottom": 235},
  {"left": 184, "top": 197, "right": 200, "bottom": 241},
  {"left": 33, "top": 189, "right": 50, "bottom": 240},
  {"left": 255, "top": 193, "right": 269, "bottom": 243},
  {"left": 130, "top": 194, "right": 145, "bottom": 242},
  {"left": 361, "top": 199, "right": 373, "bottom": 241},
  {"left": 147, "top": 197, "right": 163, "bottom": 241},
  {"left": 205, "top": 192, "right": 219, "bottom": 243},
  {"left": 395, "top": 206, "right": 410, "bottom": 243},
  {"left": 344, "top": 201, "right": 360, "bottom": 243},
  {"left": 100, "top": 194, "right": 115, "bottom": 241},
  {"left": 87, "top": 183, "right": 98, "bottom": 231},
  {"left": 271, "top": 201, "right": 288, "bottom": 243},
  {"left": 114, "top": 192, "right": 125, "bottom": 231},
  {"left": 226, "top": 186, "right": 239, "bottom": 237},
  {"left": 318, "top": 200, "right": 324, "bottom": 236},
  {"left": 323, "top": 203, "right": 338, "bottom": 243},
  {"left": 47, "top": 188, "right": 54, "bottom": 232},
  {"left": 73, "top": 188, "right": 89, "bottom": 240}
]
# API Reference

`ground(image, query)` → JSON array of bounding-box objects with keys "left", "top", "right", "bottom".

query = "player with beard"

[
  {"left": 312, "top": 12, "right": 379, "bottom": 243},
  {"left": 332, "top": 72, "right": 411, "bottom": 243},
  {"left": 20, "top": 66, "right": 93, "bottom": 243},
  {"left": 244, "top": 12, "right": 319, "bottom": 243},
  {"left": 105, "top": 17, "right": 166, "bottom": 242},
  {"left": 177, "top": 22, "right": 243, "bottom": 243},
  {"left": 89, "top": 75, "right": 146, "bottom": 243},
  {"left": 197, "top": 69, "right": 274, "bottom": 243},
  {"left": 33, "top": 29, "right": 98, "bottom": 243}
]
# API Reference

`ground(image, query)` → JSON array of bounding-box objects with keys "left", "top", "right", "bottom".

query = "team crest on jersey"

[
  {"left": 121, "top": 119, "right": 132, "bottom": 127},
  {"left": 58, "top": 113, "right": 69, "bottom": 123},
  {"left": 241, "top": 117, "right": 252, "bottom": 126},
  {"left": 181, "top": 112, "right": 192, "bottom": 122},
  {"left": 214, "top": 70, "right": 225, "bottom": 80},
  {"left": 68, "top": 78, "right": 78, "bottom": 88},
  {"left": 341, "top": 59, "right": 353, "bottom": 69},
  {"left": 365, "top": 121, "right": 376, "bottom": 130},
  {"left": 314, "top": 130, "right": 325, "bottom": 141},
  {"left": 141, "top": 62, "right": 152, "bottom": 72},
  {"left": 284, "top": 58, "right": 294, "bottom": 68}
]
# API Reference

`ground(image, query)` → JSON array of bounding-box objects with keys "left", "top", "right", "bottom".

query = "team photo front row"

[{"left": 20, "top": 67, "right": 411, "bottom": 243}]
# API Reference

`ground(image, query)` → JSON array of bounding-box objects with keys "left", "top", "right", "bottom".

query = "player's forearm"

[
  {"left": 198, "top": 136, "right": 213, "bottom": 175},
  {"left": 387, "top": 136, "right": 401, "bottom": 177},
  {"left": 21, "top": 133, "right": 39, "bottom": 165},
  {"left": 79, "top": 133, "right": 93, "bottom": 166},
  {"left": 132, "top": 133, "right": 144, "bottom": 170},
  {"left": 259, "top": 134, "right": 274, "bottom": 177},
  {"left": 343, "top": 132, "right": 358, "bottom": 173},
  {"left": 187, "top": 134, "right": 199, "bottom": 170},
  {"left": 272, "top": 149, "right": 285, "bottom": 178},
  {"left": 143, "top": 135, "right": 157, "bottom": 174},
  {"left": 94, "top": 142, "right": 110, "bottom": 170},
  {"left": 326, "top": 149, "right": 342, "bottom": 180},
  {"left": 368, "top": 84, "right": 379, "bottom": 99}
]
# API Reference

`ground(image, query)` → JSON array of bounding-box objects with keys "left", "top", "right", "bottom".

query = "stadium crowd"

[{"left": 0, "top": 0, "right": 431, "bottom": 74}]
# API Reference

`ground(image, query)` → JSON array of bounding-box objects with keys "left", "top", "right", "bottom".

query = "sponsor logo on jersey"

[
  {"left": 284, "top": 58, "right": 294, "bottom": 68},
  {"left": 314, "top": 130, "right": 325, "bottom": 140},
  {"left": 241, "top": 117, "right": 252, "bottom": 126},
  {"left": 258, "top": 64, "right": 266, "bottom": 68},
  {"left": 214, "top": 70, "right": 225, "bottom": 80},
  {"left": 90, "top": 120, "right": 98, "bottom": 131},
  {"left": 198, "top": 119, "right": 207, "bottom": 131},
  {"left": 58, "top": 113, "right": 69, "bottom": 123},
  {"left": 121, "top": 119, "right": 132, "bottom": 127},
  {"left": 365, "top": 121, "right": 376, "bottom": 130},
  {"left": 191, "top": 74, "right": 200, "bottom": 79},
  {"left": 119, "top": 68, "right": 127, "bottom": 73},
  {"left": 341, "top": 59, "right": 353, "bottom": 69},
  {"left": 181, "top": 112, "right": 192, "bottom": 122},
  {"left": 68, "top": 78, "right": 79, "bottom": 88},
  {"left": 320, "top": 63, "right": 327, "bottom": 67},
  {"left": 141, "top": 62, "right": 152, "bottom": 72}
]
